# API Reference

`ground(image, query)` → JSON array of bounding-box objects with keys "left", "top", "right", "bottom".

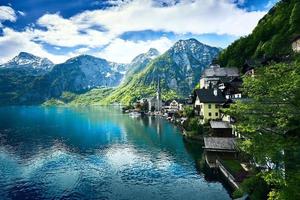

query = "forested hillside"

[{"left": 218, "top": 0, "right": 300, "bottom": 67}]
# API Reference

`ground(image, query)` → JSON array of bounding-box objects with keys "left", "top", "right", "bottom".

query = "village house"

[
  {"left": 219, "top": 77, "right": 243, "bottom": 100},
  {"left": 203, "top": 137, "right": 238, "bottom": 167},
  {"left": 193, "top": 88, "right": 226, "bottom": 123},
  {"left": 209, "top": 121, "right": 233, "bottom": 137},
  {"left": 163, "top": 99, "right": 186, "bottom": 113},
  {"left": 203, "top": 137, "right": 241, "bottom": 189},
  {"left": 199, "top": 64, "right": 239, "bottom": 89}
]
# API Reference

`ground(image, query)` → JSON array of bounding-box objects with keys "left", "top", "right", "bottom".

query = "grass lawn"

[{"left": 222, "top": 159, "right": 243, "bottom": 174}]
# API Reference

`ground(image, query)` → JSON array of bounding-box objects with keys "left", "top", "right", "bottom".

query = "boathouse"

[
  {"left": 203, "top": 137, "right": 237, "bottom": 168},
  {"left": 209, "top": 121, "right": 233, "bottom": 137}
]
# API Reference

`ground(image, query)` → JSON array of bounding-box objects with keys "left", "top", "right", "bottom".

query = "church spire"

[
  {"left": 157, "top": 76, "right": 161, "bottom": 100},
  {"left": 156, "top": 76, "right": 161, "bottom": 111}
]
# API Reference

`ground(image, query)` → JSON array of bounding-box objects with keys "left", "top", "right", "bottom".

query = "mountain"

[
  {"left": 218, "top": 0, "right": 300, "bottom": 68},
  {"left": 123, "top": 48, "right": 160, "bottom": 83},
  {"left": 0, "top": 53, "right": 128, "bottom": 104},
  {"left": 0, "top": 52, "right": 54, "bottom": 74},
  {"left": 22, "top": 55, "right": 125, "bottom": 103},
  {"left": 108, "top": 62, "right": 129, "bottom": 75},
  {"left": 101, "top": 39, "right": 220, "bottom": 105},
  {"left": 0, "top": 52, "right": 55, "bottom": 105},
  {"left": 0, "top": 39, "right": 219, "bottom": 105}
]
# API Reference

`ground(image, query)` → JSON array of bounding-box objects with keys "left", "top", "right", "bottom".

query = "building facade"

[
  {"left": 193, "top": 88, "right": 226, "bottom": 123},
  {"left": 199, "top": 65, "right": 239, "bottom": 89},
  {"left": 147, "top": 78, "right": 162, "bottom": 112}
]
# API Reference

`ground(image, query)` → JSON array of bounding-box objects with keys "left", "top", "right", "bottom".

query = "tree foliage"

[
  {"left": 224, "top": 61, "right": 300, "bottom": 199},
  {"left": 218, "top": 0, "right": 300, "bottom": 68}
]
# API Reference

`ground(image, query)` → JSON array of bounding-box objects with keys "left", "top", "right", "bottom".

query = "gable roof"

[
  {"left": 202, "top": 65, "right": 239, "bottom": 78},
  {"left": 204, "top": 137, "right": 236, "bottom": 152},
  {"left": 194, "top": 88, "right": 226, "bottom": 103},
  {"left": 210, "top": 121, "right": 232, "bottom": 129}
]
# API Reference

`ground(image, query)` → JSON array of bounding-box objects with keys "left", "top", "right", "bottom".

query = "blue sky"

[{"left": 0, "top": 0, "right": 278, "bottom": 64}]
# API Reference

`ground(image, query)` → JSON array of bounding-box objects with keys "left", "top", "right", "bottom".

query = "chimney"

[{"left": 213, "top": 88, "right": 218, "bottom": 96}]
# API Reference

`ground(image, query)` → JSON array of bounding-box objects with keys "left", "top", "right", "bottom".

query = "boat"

[{"left": 129, "top": 112, "right": 141, "bottom": 118}]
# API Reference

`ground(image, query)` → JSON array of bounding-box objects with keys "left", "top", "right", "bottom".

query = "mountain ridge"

[
  {"left": 0, "top": 52, "right": 54, "bottom": 74},
  {"left": 101, "top": 38, "right": 220, "bottom": 105},
  {"left": 0, "top": 39, "right": 220, "bottom": 105}
]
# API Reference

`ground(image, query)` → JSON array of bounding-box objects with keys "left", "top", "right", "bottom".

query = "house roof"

[
  {"left": 194, "top": 88, "right": 226, "bottom": 103},
  {"left": 165, "top": 98, "right": 187, "bottom": 105},
  {"left": 210, "top": 121, "right": 232, "bottom": 129},
  {"left": 202, "top": 65, "right": 239, "bottom": 78},
  {"left": 204, "top": 137, "right": 236, "bottom": 152}
]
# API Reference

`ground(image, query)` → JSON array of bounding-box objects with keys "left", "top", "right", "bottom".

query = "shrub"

[
  {"left": 238, "top": 175, "right": 270, "bottom": 200},
  {"left": 183, "top": 106, "right": 195, "bottom": 118},
  {"left": 232, "top": 188, "right": 244, "bottom": 199},
  {"left": 183, "top": 117, "right": 203, "bottom": 135}
]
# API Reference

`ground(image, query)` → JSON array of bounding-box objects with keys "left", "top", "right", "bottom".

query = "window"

[
  {"left": 208, "top": 104, "right": 211, "bottom": 109},
  {"left": 215, "top": 112, "right": 218, "bottom": 117},
  {"left": 209, "top": 112, "right": 212, "bottom": 116}
]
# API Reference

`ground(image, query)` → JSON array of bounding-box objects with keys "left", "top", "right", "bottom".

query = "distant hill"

[
  {"left": 218, "top": 0, "right": 300, "bottom": 68},
  {"left": 0, "top": 53, "right": 127, "bottom": 105},
  {"left": 101, "top": 39, "right": 220, "bottom": 105}
]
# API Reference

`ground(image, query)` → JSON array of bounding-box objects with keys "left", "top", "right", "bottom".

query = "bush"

[
  {"left": 236, "top": 175, "right": 270, "bottom": 200},
  {"left": 232, "top": 188, "right": 244, "bottom": 199},
  {"left": 60, "top": 92, "right": 77, "bottom": 103},
  {"left": 183, "top": 117, "right": 203, "bottom": 135},
  {"left": 183, "top": 106, "right": 195, "bottom": 118}
]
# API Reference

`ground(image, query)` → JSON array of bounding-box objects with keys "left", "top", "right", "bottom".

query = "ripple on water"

[{"left": 0, "top": 106, "right": 231, "bottom": 200}]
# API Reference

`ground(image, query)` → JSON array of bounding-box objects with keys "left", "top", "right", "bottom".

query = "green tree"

[
  {"left": 289, "top": 2, "right": 300, "bottom": 34},
  {"left": 224, "top": 61, "right": 300, "bottom": 199},
  {"left": 183, "top": 106, "right": 195, "bottom": 118}
]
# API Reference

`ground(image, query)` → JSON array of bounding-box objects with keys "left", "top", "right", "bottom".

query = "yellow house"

[{"left": 193, "top": 88, "right": 226, "bottom": 123}]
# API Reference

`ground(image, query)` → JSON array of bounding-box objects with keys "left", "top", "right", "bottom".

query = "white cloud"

[
  {"left": 0, "top": 28, "right": 69, "bottom": 64},
  {"left": 0, "top": 6, "right": 17, "bottom": 27},
  {"left": 265, "top": 0, "right": 278, "bottom": 10},
  {"left": 97, "top": 37, "right": 172, "bottom": 63},
  {"left": 0, "top": 0, "right": 267, "bottom": 64},
  {"left": 32, "top": 13, "right": 113, "bottom": 48},
  {"left": 69, "top": 0, "right": 265, "bottom": 37},
  {"left": 75, "top": 47, "right": 91, "bottom": 54},
  {"left": 17, "top": 11, "right": 26, "bottom": 16},
  {"left": 30, "top": 0, "right": 266, "bottom": 49}
]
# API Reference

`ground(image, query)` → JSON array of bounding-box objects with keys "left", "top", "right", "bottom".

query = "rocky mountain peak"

[
  {"left": 146, "top": 48, "right": 160, "bottom": 57},
  {"left": 1, "top": 52, "right": 54, "bottom": 71}
]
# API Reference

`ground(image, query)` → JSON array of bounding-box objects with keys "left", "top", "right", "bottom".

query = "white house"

[{"left": 199, "top": 65, "right": 239, "bottom": 89}]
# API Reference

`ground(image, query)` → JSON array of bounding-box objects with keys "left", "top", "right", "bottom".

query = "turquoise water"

[{"left": 0, "top": 106, "right": 230, "bottom": 200}]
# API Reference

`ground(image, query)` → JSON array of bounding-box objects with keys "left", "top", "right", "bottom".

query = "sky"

[{"left": 0, "top": 0, "right": 279, "bottom": 64}]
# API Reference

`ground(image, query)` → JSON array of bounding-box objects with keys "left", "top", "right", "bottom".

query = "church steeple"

[
  {"left": 156, "top": 77, "right": 161, "bottom": 100},
  {"left": 156, "top": 77, "right": 162, "bottom": 111}
]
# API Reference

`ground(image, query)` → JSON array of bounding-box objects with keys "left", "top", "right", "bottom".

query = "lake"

[{"left": 0, "top": 106, "right": 231, "bottom": 200}]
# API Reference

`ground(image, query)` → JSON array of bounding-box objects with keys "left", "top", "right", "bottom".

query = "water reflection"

[{"left": 0, "top": 106, "right": 231, "bottom": 200}]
